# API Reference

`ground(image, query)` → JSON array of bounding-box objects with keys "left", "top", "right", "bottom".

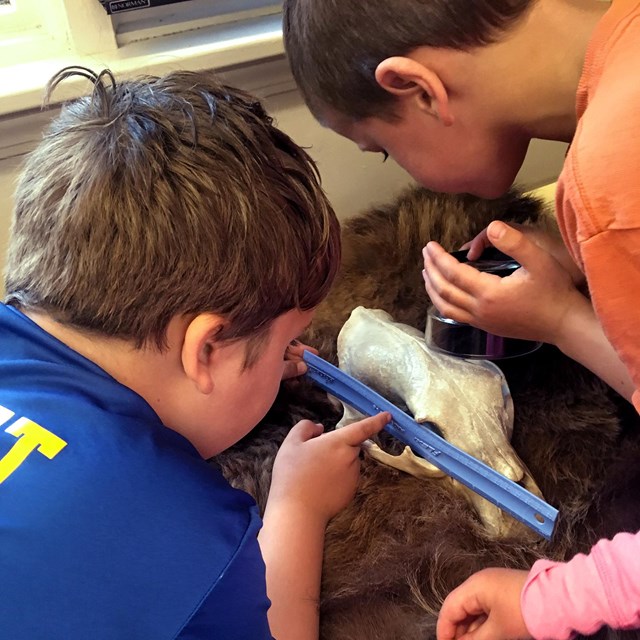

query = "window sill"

[{"left": 0, "top": 12, "right": 285, "bottom": 118}]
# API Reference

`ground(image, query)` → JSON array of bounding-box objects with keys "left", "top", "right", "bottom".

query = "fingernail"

[
  {"left": 489, "top": 222, "right": 505, "bottom": 241},
  {"left": 422, "top": 246, "right": 429, "bottom": 259},
  {"left": 421, "top": 269, "right": 427, "bottom": 280}
]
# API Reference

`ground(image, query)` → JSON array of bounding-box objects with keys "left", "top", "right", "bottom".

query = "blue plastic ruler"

[{"left": 303, "top": 351, "right": 558, "bottom": 540}]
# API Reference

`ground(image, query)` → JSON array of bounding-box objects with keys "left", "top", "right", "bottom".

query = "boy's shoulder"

[
  {"left": 0, "top": 303, "right": 270, "bottom": 639},
  {"left": 0, "top": 301, "right": 254, "bottom": 526}
]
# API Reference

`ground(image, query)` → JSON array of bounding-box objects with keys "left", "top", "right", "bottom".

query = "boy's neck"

[
  {"left": 515, "top": 0, "right": 611, "bottom": 140},
  {"left": 426, "top": 0, "right": 610, "bottom": 142},
  {"left": 24, "top": 309, "right": 185, "bottom": 424}
]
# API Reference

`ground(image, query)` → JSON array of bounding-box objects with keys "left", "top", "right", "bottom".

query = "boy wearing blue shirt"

[{"left": 0, "top": 67, "right": 388, "bottom": 640}]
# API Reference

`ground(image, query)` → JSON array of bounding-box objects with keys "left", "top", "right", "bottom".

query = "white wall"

[
  {"left": 0, "top": 60, "right": 568, "bottom": 294},
  {"left": 0, "top": 156, "right": 22, "bottom": 272}
]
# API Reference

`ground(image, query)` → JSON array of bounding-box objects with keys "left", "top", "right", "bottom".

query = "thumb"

[
  {"left": 486, "top": 221, "right": 540, "bottom": 272},
  {"left": 287, "top": 419, "right": 324, "bottom": 443},
  {"left": 462, "top": 616, "right": 499, "bottom": 640},
  {"left": 281, "top": 359, "right": 306, "bottom": 380}
]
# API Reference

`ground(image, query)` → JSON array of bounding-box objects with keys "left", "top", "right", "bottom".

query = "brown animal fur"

[{"left": 215, "top": 187, "right": 640, "bottom": 640}]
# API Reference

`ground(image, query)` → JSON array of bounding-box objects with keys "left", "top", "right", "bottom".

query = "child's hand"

[
  {"left": 462, "top": 222, "right": 584, "bottom": 287},
  {"left": 268, "top": 412, "right": 390, "bottom": 525},
  {"left": 422, "top": 221, "right": 585, "bottom": 346},
  {"left": 260, "top": 414, "right": 388, "bottom": 640},
  {"left": 437, "top": 568, "right": 532, "bottom": 640},
  {"left": 282, "top": 341, "right": 318, "bottom": 380}
]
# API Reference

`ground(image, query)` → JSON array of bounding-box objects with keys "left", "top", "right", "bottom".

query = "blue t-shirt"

[{"left": 0, "top": 303, "right": 273, "bottom": 639}]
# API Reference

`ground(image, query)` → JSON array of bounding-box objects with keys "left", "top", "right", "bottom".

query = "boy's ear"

[
  {"left": 375, "top": 56, "right": 454, "bottom": 126},
  {"left": 181, "top": 313, "right": 227, "bottom": 395}
]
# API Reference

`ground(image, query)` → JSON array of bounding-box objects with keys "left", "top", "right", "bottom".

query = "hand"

[
  {"left": 437, "top": 568, "right": 532, "bottom": 640},
  {"left": 260, "top": 415, "right": 388, "bottom": 640},
  {"left": 463, "top": 222, "right": 584, "bottom": 287},
  {"left": 268, "top": 412, "right": 390, "bottom": 525},
  {"left": 422, "top": 221, "right": 587, "bottom": 345},
  {"left": 282, "top": 341, "right": 318, "bottom": 380}
]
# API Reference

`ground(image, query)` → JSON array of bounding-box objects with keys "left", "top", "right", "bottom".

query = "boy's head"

[
  {"left": 6, "top": 67, "right": 340, "bottom": 455},
  {"left": 7, "top": 66, "right": 339, "bottom": 357},
  {"left": 283, "top": 0, "right": 537, "bottom": 197}
]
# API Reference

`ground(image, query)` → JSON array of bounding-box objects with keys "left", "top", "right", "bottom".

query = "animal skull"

[{"left": 336, "top": 306, "right": 544, "bottom": 538}]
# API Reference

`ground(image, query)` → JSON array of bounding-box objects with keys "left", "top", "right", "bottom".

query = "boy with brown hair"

[
  {"left": 0, "top": 66, "right": 388, "bottom": 640},
  {"left": 284, "top": 1, "right": 640, "bottom": 638}
]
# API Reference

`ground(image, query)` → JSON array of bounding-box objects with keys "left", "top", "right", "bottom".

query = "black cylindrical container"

[{"left": 425, "top": 247, "right": 542, "bottom": 360}]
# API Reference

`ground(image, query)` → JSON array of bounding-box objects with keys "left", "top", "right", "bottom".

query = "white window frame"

[
  {"left": 0, "top": 0, "right": 42, "bottom": 35},
  {"left": 0, "top": 0, "right": 289, "bottom": 118},
  {"left": 0, "top": 0, "right": 284, "bottom": 53},
  {"left": 111, "top": 0, "right": 282, "bottom": 46}
]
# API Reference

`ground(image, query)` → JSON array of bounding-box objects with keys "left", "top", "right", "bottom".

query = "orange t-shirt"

[{"left": 556, "top": 0, "right": 640, "bottom": 413}]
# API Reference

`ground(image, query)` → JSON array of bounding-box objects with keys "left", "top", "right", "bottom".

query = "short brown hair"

[
  {"left": 283, "top": 0, "right": 535, "bottom": 120},
  {"left": 5, "top": 67, "right": 340, "bottom": 361}
]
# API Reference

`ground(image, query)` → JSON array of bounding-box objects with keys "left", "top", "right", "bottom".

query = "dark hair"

[
  {"left": 283, "top": 0, "right": 535, "bottom": 119},
  {"left": 5, "top": 66, "right": 340, "bottom": 363}
]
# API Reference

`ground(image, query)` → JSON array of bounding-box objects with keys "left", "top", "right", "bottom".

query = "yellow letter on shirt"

[{"left": 0, "top": 418, "right": 67, "bottom": 484}]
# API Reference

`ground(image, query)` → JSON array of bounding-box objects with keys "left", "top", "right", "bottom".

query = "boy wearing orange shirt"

[{"left": 283, "top": 1, "right": 640, "bottom": 637}]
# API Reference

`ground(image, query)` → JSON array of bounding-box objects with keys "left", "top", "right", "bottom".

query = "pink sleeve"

[{"left": 521, "top": 531, "right": 640, "bottom": 640}]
